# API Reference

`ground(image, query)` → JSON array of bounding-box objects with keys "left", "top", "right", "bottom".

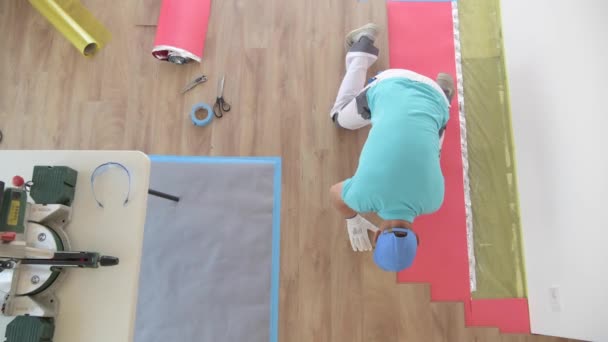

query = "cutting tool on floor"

[
  {"left": 181, "top": 74, "right": 208, "bottom": 94},
  {"left": 213, "top": 75, "right": 231, "bottom": 118}
]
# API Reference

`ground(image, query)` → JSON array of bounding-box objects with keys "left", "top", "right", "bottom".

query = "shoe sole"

[
  {"left": 345, "top": 23, "right": 379, "bottom": 48},
  {"left": 436, "top": 73, "right": 455, "bottom": 102}
]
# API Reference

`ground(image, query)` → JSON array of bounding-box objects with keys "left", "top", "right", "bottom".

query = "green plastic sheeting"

[{"left": 459, "top": 0, "right": 527, "bottom": 299}]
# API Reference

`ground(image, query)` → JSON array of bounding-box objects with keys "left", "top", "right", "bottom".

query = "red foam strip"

[
  {"left": 389, "top": 2, "right": 532, "bottom": 334},
  {"left": 153, "top": 0, "right": 212, "bottom": 60},
  {"left": 470, "top": 299, "right": 531, "bottom": 334},
  {"left": 389, "top": 1, "right": 469, "bottom": 303}
]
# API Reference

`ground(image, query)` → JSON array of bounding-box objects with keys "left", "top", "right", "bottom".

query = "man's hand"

[{"left": 346, "top": 215, "right": 379, "bottom": 252}]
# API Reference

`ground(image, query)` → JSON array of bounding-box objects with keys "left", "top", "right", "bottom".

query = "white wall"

[{"left": 502, "top": 1, "right": 608, "bottom": 341}]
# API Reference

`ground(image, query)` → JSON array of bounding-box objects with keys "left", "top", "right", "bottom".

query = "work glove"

[{"left": 346, "top": 215, "right": 379, "bottom": 252}]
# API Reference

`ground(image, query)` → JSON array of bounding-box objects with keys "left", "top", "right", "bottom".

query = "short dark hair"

[{"left": 393, "top": 231, "right": 420, "bottom": 246}]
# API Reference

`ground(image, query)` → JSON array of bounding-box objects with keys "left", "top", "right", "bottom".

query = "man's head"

[{"left": 373, "top": 227, "right": 419, "bottom": 272}]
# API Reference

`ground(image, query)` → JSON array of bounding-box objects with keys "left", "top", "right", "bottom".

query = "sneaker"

[
  {"left": 345, "top": 23, "right": 379, "bottom": 49},
  {"left": 436, "top": 73, "right": 455, "bottom": 104}
]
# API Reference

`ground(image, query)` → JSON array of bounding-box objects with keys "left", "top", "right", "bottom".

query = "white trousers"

[{"left": 331, "top": 53, "right": 449, "bottom": 131}]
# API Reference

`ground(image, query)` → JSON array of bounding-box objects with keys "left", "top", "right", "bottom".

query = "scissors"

[
  {"left": 213, "top": 75, "right": 231, "bottom": 118},
  {"left": 181, "top": 74, "right": 208, "bottom": 94}
]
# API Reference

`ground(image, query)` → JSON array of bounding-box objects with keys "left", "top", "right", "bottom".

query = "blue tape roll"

[{"left": 190, "top": 102, "right": 214, "bottom": 126}]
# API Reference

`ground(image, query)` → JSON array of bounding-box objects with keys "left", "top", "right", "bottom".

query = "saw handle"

[{"left": 99, "top": 255, "right": 119, "bottom": 266}]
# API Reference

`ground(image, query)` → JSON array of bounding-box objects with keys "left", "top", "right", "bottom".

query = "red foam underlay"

[
  {"left": 153, "top": 0, "right": 212, "bottom": 60},
  {"left": 470, "top": 299, "right": 531, "bottom": 333},
  {"left": 388, "top": 2, "right": 530, "bottom": 334},
  {"left": 389, "top": 0, "right": 469, "bottom": 305}
]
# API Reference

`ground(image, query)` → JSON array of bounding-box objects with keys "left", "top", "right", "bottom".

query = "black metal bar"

[
  {"left": 21, "top": 252, "right": 105, "bottom": 268},
  {"left": 19, "top": 253, "right": 119, "bottom": 267},
  {"left": 0, "top": 181, "right": 5, "bottom": 209},
  {"left": 148, "top": 189, "right": 180, "bottom": 202}
]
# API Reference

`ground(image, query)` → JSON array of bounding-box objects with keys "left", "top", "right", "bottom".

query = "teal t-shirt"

[{"left": 341, "top": 78, "right": 450, "bottom": 222}]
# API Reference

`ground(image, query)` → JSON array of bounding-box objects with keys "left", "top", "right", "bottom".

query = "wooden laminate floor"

[{"left": 0, "top": 1, "right": 576, "bottom": 341}]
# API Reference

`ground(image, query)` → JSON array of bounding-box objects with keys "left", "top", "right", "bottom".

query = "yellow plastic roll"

[{"left": 28, "top": 0, "right": 111, "bottom": 56}]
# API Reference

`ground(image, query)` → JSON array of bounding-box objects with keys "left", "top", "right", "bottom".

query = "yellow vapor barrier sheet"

[
  {"left": 28, "top": 0, "right": 110, "bottom": 56},
  {"left": 458, "top": 0, "right": 527, "bottom": 299}
]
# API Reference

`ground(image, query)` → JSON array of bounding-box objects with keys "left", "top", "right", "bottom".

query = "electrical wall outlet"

[{"left": 549, "top": 286, "right": 562, "bottom": 312}]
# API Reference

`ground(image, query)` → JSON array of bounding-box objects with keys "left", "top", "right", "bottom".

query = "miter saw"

[{"left": 0, "top": 166, "right": 118, "bottom": 341}]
